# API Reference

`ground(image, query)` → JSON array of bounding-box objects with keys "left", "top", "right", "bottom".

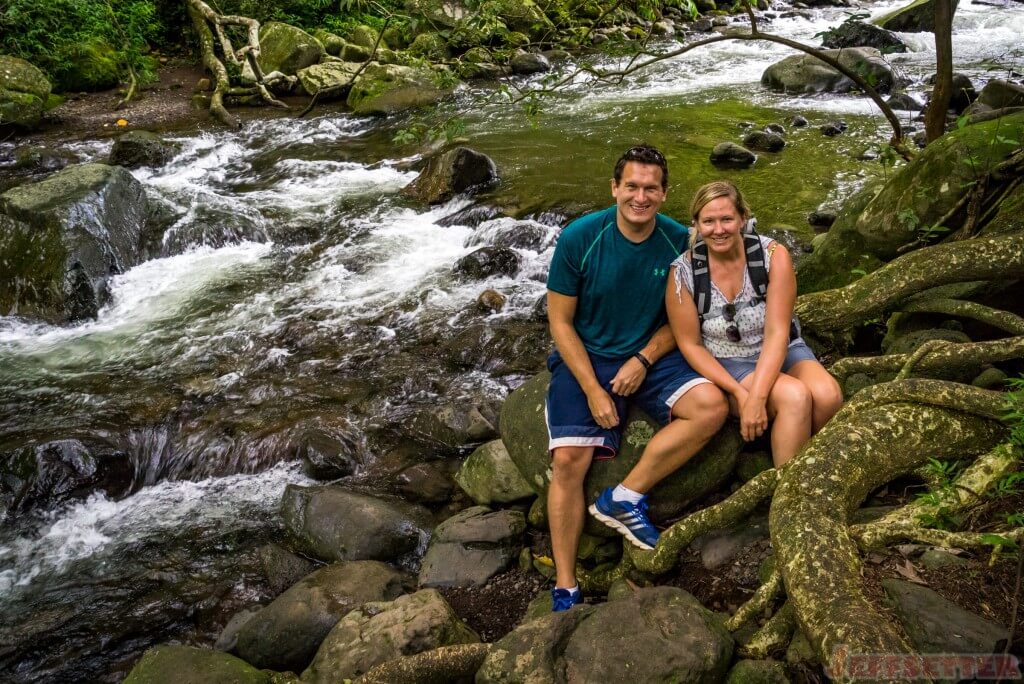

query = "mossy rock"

[
  {"left": 500, "top": 371, "right": 742, "bottom": 535},
  {"left": 0, "top": 55, "right": 52, "bottom": 100},
  {"left": 725, "top": 659, "right": 790, "bottom": 683},
  {"left": 0, "top": 88, "right": 44, "bottom": 129},
  {"left": 347, "top": 24, "right": 388, "bottom": 50},
  {"left": 886, "top": 328, "right": 970, "bottom": 355},
  {"left": 455, "top": 439, "right": 534, "bottom": 504},
  {"left": 346, "top": 63, "right": 454, "bottom": 115},
  {"left": 53, "top": 41, "right": 120, "bottom": 92},
  {"left": 259, "top": 22, "right": 325, "bottom": 76},
  {"left": 408, "top": 32, "right": 449, "bottom": 60},
  {"left": 311, "top": 29, "right": 346, "bottom": 56},
  {"left": 874, "top": 0, "right": 959, "bottom": 33},
  {"left": 123, "top": 645, "right": 272, "bottom": 683},
  {"left": 979, "top": 180, "right": 1024, "bottom": 238},
  {"left": 295, "top": 61, "right": 362, "bottom": 98}
]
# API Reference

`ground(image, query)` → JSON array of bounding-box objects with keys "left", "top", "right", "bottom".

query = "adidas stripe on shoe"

[{"left": 588, "top": 486, "right": 659, "bottom": 551}]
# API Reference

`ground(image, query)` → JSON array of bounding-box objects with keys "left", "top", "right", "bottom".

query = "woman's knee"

[
  {"left": 772, "top": 377, "right": 812, "bottom": 416},
  {"left": 811, "top": 375, "right": 844, "bottom": 418}
]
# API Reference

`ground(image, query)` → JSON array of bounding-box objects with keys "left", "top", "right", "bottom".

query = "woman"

[{"left": 666, "top": 181, "right": 842, "bottom": 466}]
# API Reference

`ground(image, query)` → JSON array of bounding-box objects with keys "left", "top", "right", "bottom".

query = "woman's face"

[{"left": 696, "top": 196, "right": 744, "bottom": 254}]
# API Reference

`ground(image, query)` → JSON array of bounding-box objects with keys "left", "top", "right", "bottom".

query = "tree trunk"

[{"left": 925, "top": 0, "right": 955, "bottom": 143}]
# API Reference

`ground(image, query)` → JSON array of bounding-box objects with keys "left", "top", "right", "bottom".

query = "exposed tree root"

[
  {"left": 831, "top": 335, "right": 1024, "bottom": 384},
  {"left": 352, "top": 643, "right": 491, "bottom": 684},
  {"left": 739, "top": 601, "right": 797, "bottom": 659},
  {"left": 795, "top": 234, "right": 1024, "bottom": 337},
  {"left": 769, "top": 380, "right": 1009, "bottom": 677},
  {"left": 726, "top": 566, "right": 783, "bottom": 632},
  {"left": 852, "top": 524, "right": 1024, "bottom": 553},
  {"left": 898, "top": 298, "right": 1024, "bottom": 336}
]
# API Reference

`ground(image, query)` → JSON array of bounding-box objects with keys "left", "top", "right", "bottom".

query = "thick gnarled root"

[
  {"left": 832, "top": 336, "right": 1024, "bottom": 384},
  {"left": 353, "top": 643, "right": 491, "bottom": 684},
  {"left": 726, "top": 567, "right": 783, "bottom": 632},
  {"left": 739, "top": 601, "right": 798, "bottom": 659}
]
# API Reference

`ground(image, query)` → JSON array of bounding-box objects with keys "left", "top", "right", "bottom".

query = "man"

[{"left": 545, "top": 144, "right": 729, "bottom": 612}]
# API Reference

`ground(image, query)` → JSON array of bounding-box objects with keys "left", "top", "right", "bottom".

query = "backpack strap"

[
  {"left": 690, "top": 239, "right": 712, "bottom": 322},
  {"left": 743, "top": 220, "right": 769, "bottom": 302}
]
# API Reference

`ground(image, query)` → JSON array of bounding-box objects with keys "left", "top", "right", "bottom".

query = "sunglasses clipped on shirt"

[{"left": 722, "top": 303, "right": 742, "bottom": 343}]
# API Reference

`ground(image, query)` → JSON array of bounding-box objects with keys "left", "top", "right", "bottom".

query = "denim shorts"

[
  {"left": 545, "top": 349, "right": 710, "bottom": 459},
  {"left": 716, "top": 339, "right": 818, "bottom": 383}
]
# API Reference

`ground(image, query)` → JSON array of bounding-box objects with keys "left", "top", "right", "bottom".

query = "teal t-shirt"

[{"left": 547, "top": 205, "right": 690, "bottom": 358}]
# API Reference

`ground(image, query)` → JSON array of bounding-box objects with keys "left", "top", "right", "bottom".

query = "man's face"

[{"left": 611, "top": 162, "right": 666, "bottom": 232}]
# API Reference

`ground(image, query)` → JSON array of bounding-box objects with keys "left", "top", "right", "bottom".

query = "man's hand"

[
  {"left": 738, "top": 394, "right": 768, "bottom": 442},
  {"left": 610, "top": 357, "right": 647, "bottom": 397},
  {"left": 586, "top": 387, "right": 620, "bottom": 429}
]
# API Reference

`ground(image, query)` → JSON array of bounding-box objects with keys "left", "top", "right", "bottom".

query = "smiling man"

[{"left": 544, "top": 144, "right": 728, "bottom": 611}]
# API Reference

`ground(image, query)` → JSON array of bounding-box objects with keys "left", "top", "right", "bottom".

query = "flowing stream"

[{"left": 1, "top": 1, "right": 1022, "bottom": 680}]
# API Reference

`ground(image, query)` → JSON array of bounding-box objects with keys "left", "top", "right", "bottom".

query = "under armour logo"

[{"left": 653, "top": 268, "right": 667, "bottom": 277}]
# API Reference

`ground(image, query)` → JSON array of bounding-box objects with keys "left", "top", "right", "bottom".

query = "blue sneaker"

[
  {"left": 551, "top": 587, "right": 582, "bottom": 612},
  {"left": 588, "top": 487, "right": 659, "bottom": 550}
]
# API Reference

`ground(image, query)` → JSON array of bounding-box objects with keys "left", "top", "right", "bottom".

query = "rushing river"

[{"left": 1, "top": 1, "right": 1023, "bottom": 680}]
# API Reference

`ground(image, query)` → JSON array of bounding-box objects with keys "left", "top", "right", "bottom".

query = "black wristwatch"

[{"left": 633, "top": 351, "right": 652, "bottom": 370}]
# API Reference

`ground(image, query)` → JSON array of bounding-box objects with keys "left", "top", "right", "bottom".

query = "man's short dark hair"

[{"left": 613, "top": 144, "right": 669, "bottom": 190}]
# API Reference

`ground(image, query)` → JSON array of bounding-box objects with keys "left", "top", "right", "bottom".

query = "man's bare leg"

[{"left": 548, "top": 445, "right": 593, "bottom": 589}]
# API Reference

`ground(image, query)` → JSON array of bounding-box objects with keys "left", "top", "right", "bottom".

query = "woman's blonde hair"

[{"left": 688, "top": 180, "right": 751, "bottom": 246}]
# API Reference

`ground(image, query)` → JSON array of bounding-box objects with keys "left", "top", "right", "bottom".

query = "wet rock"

[
  {"left": 236, "top": 561, "right": 412, "bottom": 672},
  {"left": 977, "top": 78, "right": 1024, "bottom": 110},
  {"left": 409, "top": 401, "right": 499, "bottom": 448},
  {"left": 347, "top": 63, "right": 454, "bottom": 115},
  {"left": 438, "top": 203, "right": 502, "bottom": 228},
  {"left": 418, "top": 506, "right": 526, "bottom": 587},
  {"left": 257, "top": 542, "right": 316, "bottom": 596},
  {"left": 281, "top": 484, "right": 432, "bottom": 562},
  {"left": 392, "top": 462, "right": 454, "bottom": 504},
  {"left": 764, "top": 123, "right": 786, "bottom": 135},
  {"left": 108, "top": 130, "right": 175, "bottom": 169},
  {"left": 11, "top": 145, "right": 77, "bottom": 173},
  {"left": 742, "top": 130, "right": 786, "bottom": 152},
  {"left": 465, "top": 218, "right": 555, "bottom": 251},
  {"left": 214, "top": 605, "right": 262, "bottom": 652},
  {"left": 477, "top": 586, "right": 733, "bottom": 682},
  {"left": 0, "top": 163, "right": 147, "bottom": 322},
  {"left": 875, "top": 0, "right": 959, "bottom": 33},
  {"left": 303, "top": 588, "right": 479, "bottom": 681},
  {"left": 882, "top": 579, "right": 1009, "bottom": 653},
  {"left": 710, "top": 142, "right": 757, "bottom": 168},
  {"left": 762, "top": 47, "right": 894, "bottom": 94},
  {"left": 652, "top": 20, "right": 675, "bottom": 36},
  {"left": 501, "top": 372, "right": 741, "bottom": 532},
  {"left": 532, "top": 293, "right": 548, "bottom": 321},
  {"left": 477, "top": 288, "right": 507, "bottom": 312},
  {"left": 510, "top": 51, "right": 551, "bottom": 75},
  {"left": 258, "top": 22, "right": 325, "bottom": 76},
  {"left": 820, "top": 121, "right": 846, "bottom": 136},
  {"left": 807, "top": 209, "right": 836, "bottom": 228},
  {"left": 790, "top": 115, "right": 809, "bottom": 127},
  {"left": 455, "top": 439, "right": 533, "bottom": 504},
  {"left": 887, "top": 92, "right": 923, "bottom": 111},
  {"left": 0, "top": 55, "right": 51, "bottom": 130},
  {"left": 726, "top": 658, "right": 790, "bottom": 683},
  {"left": 295, "top": 61, "right": 362, "bottom": 98},
  {"left": 927, "top": 71, "right": 977, "bottom": 113},
  {"left": 296, "top": 427, "right": 360, "bottom": 480},
  {"left": 436, "top": 318, "right": 549, "bottom": 374},
  {"left": 821, "top": 20, "right": 907, "bottom": 53},
  {"left": 453, "top": 246, "right": 521, "bottom": 279},
  {"left": 692, "top": 17, "right": 715, "bottom": 32},
  {"left": 405, "top": 147, "right": 498, "bottom": 204},
  {"left": 124, "top": 645, "right": 271, "bottom": 684}
]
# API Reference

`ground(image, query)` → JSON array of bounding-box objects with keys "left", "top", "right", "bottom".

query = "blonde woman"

[{"left": 666, "top": 181, "right": 842, "bottom": 466}]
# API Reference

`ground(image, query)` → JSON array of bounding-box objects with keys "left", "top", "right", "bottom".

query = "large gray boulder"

[
  {"left": 346, "top": 63, "right": 454, "bottom": 115},
  {"left": 258, "top": 22, "right": 325, "bottom": 76},
  {"left": 281, "top": 484, "right": 433, "bottom": 562},
  {"left": 501, "top": 372, "right": 742, "bottom": 534},
  {"left": 235, "top": 561, "right": 412, "bottom": 673},
  {"left": 418, "top": 506, "right": 526, "bottom": 588},
  {"left": 108, "top": 130, "right": 175, "bottom": 169},
  {"left": 295, "top": 61, "right": 362, "bottom": 98},
  {"left": 302, "top": 589, "right": 480, "bottom": 682},
  {"left": 455, "top": 439, "right": 534, "bottom": 504},
  {"left": 0, "top": 163, "right": 147, "bottom": 322},
  {"left": 977, "top": 78, "right": 1024, "bottom": 110},
  {"left": 477, "top": 586, "right": 734, "bottom": 682},
  {"left": 821, "top": 21, "right": 907, "bottom": 53},
  {"left": 404, "top": 147, "right": 498, "bottom": 204},
  {"left": 124, "top": 645, "right": 271, "bottom": 684},
  {"left": 761, "top": 47, "right": 894, "bottom": 94},
  {"left": 874, "top": 0, "right": 959, "bottom": 33},
  {"left": 882, "top": 579, "right": 1010, "bottom": 654},
  {"left": 0, "top": 55, "right": 51, "bottom": 130}
]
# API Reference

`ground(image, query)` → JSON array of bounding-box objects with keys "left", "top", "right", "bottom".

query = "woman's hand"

[{"left": 738, "top": 393, "right": 768, "bottom": 441}]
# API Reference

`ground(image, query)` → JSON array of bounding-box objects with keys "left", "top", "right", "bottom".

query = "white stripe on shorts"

[{"left": 664, "top": 377, "right": 713, "bottom": 410}]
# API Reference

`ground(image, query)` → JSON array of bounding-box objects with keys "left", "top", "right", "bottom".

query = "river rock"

[
  {"left": 936, "top": 72, "right": 979, "bottom": 113},
  {"left": 436, "top": 318, "right": 550, "bottom": 374},
  {"left": 295, "top": 61, "right": 362, "bottom": 98},
  {"left": 875, "top": 0, "right": 958, "bottom": 33},
  {"left": 710, "top": 142, "right": 757, "bottom": 168},
  {"left": 0, "top": 163, "right": 147, "bottom": 322},
  {"left": 820, "top": 120, "right": 846, "bottom": 136},
  {"left": 790, "top": 115, "right": 809, "bottom": 127},
  {"left": 311, "top": 29, "right": 346, "bottom": 56},
  {"left": 743, "top": 130, "right": 786, "bottom": 152},
  {"left": 281, "top": 484, "right": 432, "bottom": 562},
  {"left": 409, "top": 32, "right": 449, "bottom": 60},
  {"left": 258, "top": 22, "right": 325, "bottom": 76},
  {"left": 419, "top": 506, "right": 526, "bottom": 587},
  {"left": 510, "top": 51, "right": 551, "bottom": 74},
  {"left": 404, "top": 147, "right": 498, "bottom": 204},
  {"left": 887, "top": 92, "right": 923, "bottom": 111},
  {"left": 466, "top": 218, "right": 556, "bottom": 251},
  {"left": 347, "top": 63, "right": 454, "bottom": 115},
  {"left": 477, "top": 586, "right": 733, "bottom": 682},
  {"left": 295, "top": 426, "right": 359, "bottom": 480},
  {"left": 764, "top": 123, "right": 786, "bottom": 135},
  {"left": 0, "top": 55, "right": 51, "bottom": 130},
  {"left": 761, "top": 47, "right": 893, "bottom": 94},
  {"left": 303, "top": 588, "right": 480, "bottom": 682},
  {"left": 214, "top": 605, "right": 262, "bottom": 652},
  {"left": 882, "top": 579, "right": 1009, "bottom": 653},
  {"left": 124, "top": 645, "right": 271, "bottom": 684},
  {"left": 392, "top": 461, "right": 454, "bottom": 504},
  {"left": 108, "top": 130, "right": 175, "bottom": 169},
  {"left": 821, "top": 20, "right": 908, "bottom": 53},
  {"left": 257, "top": 542, "right": 316, "bottom": 595},
  {"left": 348, "top": 24, "right": 387, "bottom": 50},
  {"left": 725, "top": 659, "right": 790, "bottom": 683},
  {"left": 455, "top": 439, "right": 534, "bottom": 504},
  {"left": 977, "top": 78, "right": 1024, "bottom": 110},
  {"left": 807, "top": 209, "right": 836, "bottom": 228},
  {"left": 235, "top": 560, "right": 412, "bottom": 672},
  {"left": 797, "top": 110, "right": 1024, "bottom": 293},
  {"left": 409, "top": 401, "right": 499, "bottom": 448},
  {"left": 477, "top": 288, "right": 507, "bottom": 312},
  {"left": 11, "top": 145, "right": 77, "bottom": 173},
  {"left": 454, "top": 246, "right": 522, "bottom": 279},
  {"left": 501, "top": 371, "right": 742, "bottom": 532}
]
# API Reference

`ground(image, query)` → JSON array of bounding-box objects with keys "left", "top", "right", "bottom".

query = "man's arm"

[
  {"left": 548, "top": 290, "right": 620, "bottom": 428},
  {"left": 607, "top": 324, "right": 674, "bottom": 397}
]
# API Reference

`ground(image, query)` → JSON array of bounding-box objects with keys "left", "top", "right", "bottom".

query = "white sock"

[
  {"left": 556, "top": 584, "right": 580, "bottom": 595},
  {"left": 611, "top": 484, "right": 644, "bottom": 504}
]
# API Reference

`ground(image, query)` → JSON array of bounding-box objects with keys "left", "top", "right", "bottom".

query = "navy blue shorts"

[{"left": 546, "top": 349, "right": 710, "bottom": 460}]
